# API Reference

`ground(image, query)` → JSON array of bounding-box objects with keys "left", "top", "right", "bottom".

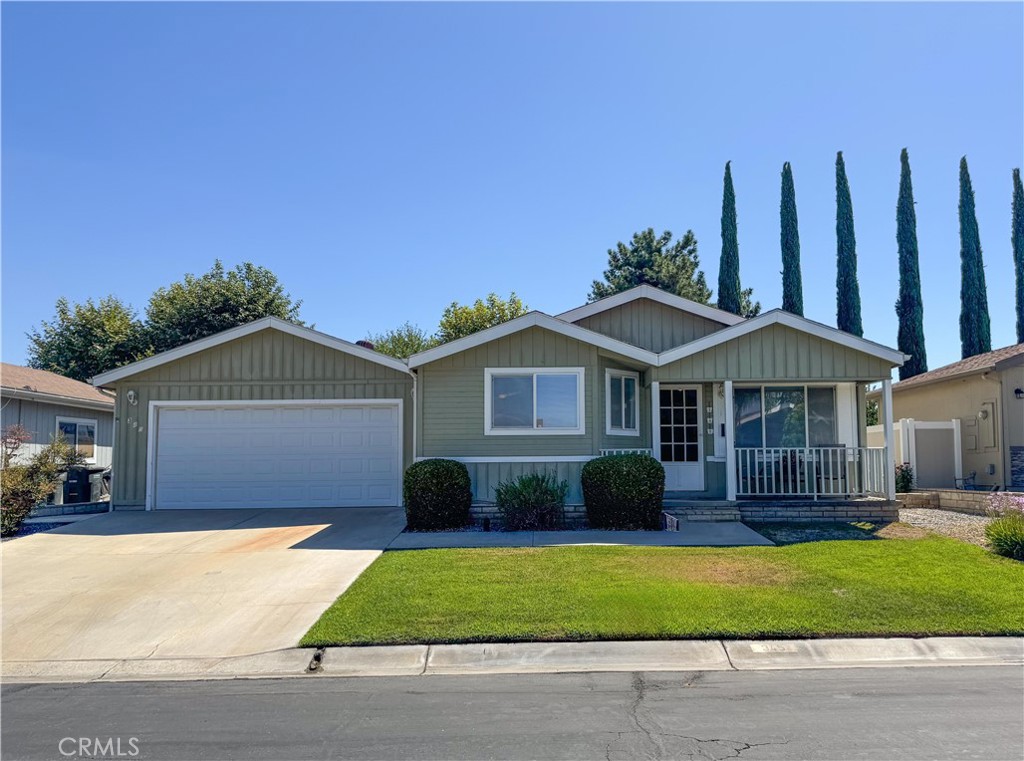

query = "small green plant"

[
  {"left": 1, "top": 425, "right": 84, "bottom": 537},
  {"left": 581, "top": 453, "right": 665, "bottom": 530},
  {"left": 402, "top": 458, "right": 472, "bottom": 531},
  {"left": 986, "top": 492, "right": 1024, "bottom": 560},
  {"left": 895, "top": 463, "right": 915, "bottom": 494},
  {"left": 495, "top": 472, "right": 568, "bottom": 531}
]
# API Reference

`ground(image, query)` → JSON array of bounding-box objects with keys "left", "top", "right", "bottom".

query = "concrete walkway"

[
  {"left": 1, "top": 508, "right": 406, "bottom": 663},
  {"left": 388, "top": 522, "right": 773, "bottom": 549},
  {"left": 4, "top": 637, "right": 1019, "bottom": 683}
]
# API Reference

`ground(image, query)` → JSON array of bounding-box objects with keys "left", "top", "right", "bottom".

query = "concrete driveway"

[{"left": 1, "top": 508, "right": 405, "bottom": 663}]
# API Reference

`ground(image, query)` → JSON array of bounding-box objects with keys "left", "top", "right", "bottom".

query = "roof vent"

[{"left": 355, "top": 340, "right": 375, "bottom": 351}]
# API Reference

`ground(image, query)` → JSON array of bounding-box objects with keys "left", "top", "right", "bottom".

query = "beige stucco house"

[
  {"left": 93, "top": 285, "right": 908, "bottom": 517},
  {"left": 868, "top": 343, "right": 1024, "bottom": 490}
]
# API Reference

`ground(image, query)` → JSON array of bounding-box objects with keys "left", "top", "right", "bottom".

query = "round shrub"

[
  {"left": 403, "top": 458, "right": 472, "bottom": 531},
  {"left": 986, "top": 512, "right": 1024, "bottom": 561},
  {"left": 581, "top": 454, "right": 665, "bottom": 530}
]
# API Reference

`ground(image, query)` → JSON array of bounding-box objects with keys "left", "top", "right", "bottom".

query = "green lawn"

[{"left": 301, "top": 527, "right": 1024, "bottom": 646}]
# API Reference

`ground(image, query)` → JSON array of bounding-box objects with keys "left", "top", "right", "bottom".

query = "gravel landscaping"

[{"left": 899, "top": 507, "right": 992, "bottom": 547}]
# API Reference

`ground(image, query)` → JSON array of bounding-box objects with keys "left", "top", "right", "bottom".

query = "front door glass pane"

[
  {"left": 660, "top": 387, "right": 699, "bottom": 462},
  {"left": 733, "top": 388, "right": 763, "bottom": 447},
  {"left": 764, "top": 386, "right": 805, "bottom": 447},
  {"left": 807, "top": 387, "right": 837, "bottom": 446}
]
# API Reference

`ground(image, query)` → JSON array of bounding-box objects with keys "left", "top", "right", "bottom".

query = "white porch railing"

[
  {"left": 599, "top": 448, "right": 655, "bottom": 457},
  {"left": 735, "top": 447, "right": 888, "bottom": 499}
]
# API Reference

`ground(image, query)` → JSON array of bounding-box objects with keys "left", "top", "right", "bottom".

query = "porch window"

[
  {"left": 606, "top": 370, "right": 639, "bottom": 436},
  {"left": 56, "top": 417, "right": 97, "bottom": 462},
  {"left": 732, "top": 386, "right": 838, "bottom": 448},
  {"left": 485, "top": 368, "right": 585, "bottom": 435}
]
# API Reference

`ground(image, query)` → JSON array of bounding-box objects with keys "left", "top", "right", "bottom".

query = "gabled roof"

[
  {"left": 407, "top": 312, "right": 660, "bottom": 368},
  {"left": 656, "top": 309, "right": 908, "bottom": 367},
  {"left": 92, "top": 317, "right": 412, "bottom": 387},
  {"left": 2, "top": 363, "right": 115, "bottom": 410},
  {"left": 556, "top": 284, "right": 747, "bottom": 326},
  {"left": 886, "top": 343, "right": 1024, "bottom": 393}
]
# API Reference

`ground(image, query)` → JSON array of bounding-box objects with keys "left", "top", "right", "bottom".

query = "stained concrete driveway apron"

[{"left": 1, "top": 508, "right": 405, "bottom": 663}]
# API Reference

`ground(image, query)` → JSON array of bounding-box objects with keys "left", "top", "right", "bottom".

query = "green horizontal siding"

[
  {"left": 575, "top": 298, "right": 727, "bottom": 352},
  {"left": 653, "top": 324, "right": 894, "bottom": 382},
  {"left": 108, "top": 328, "right": 413, "bottom": 508}
]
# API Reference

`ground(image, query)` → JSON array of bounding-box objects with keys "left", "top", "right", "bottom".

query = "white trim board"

[
  {"left": 93, "top": 317, "right": 412, "bottom": 387},
  {"left": 144, "top": 398, "right": 404, "bottom": 511},
  {"left": 408, "top": 312, "right": 659, "bottom": 368},
  {"left": 415, "top": 456, "right": 594, "bottom": 463},
  {"left": 657, "top": 309, "right": 908, "bottom": 367},
  {"left": 556, "top": 284, "right": 746, "bottom": 327}
]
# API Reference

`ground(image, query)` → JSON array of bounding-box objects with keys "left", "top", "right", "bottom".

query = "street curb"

[{"left": 3, "top": 637, "right": 1021, "bottom": 683}]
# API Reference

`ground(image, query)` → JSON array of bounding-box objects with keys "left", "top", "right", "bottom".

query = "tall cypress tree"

[
  {"left": 780, "top": 162, "right": 803, "bottom": 315},
  {"left": 835, "top": 151, "right": 863, "bottom": 336},
  {"left": 1013, "top": 168, "right": 1024, "bottom": 344},
  {"left": 958, "top": 157, "right": 992, "bottom": 358},
  {"left": 895, "top": 149, "right": 927, "bottom": 378},
  {"left": 717, "top": 161, "right": 742, "bottom": 315}
]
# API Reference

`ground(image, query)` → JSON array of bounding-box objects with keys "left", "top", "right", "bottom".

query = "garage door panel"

[{"left": 154, "top": 403, "right": 401, "bottom": 509}]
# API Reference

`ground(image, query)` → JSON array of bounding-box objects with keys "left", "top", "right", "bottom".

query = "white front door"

[{"left": 658, "top": 385, "right": 705, "bottom": 491}]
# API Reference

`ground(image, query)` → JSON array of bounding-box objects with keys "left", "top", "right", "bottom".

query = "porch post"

[
  {"left": 651, "top": 381, "right": 661, "bottom": 460},
  {"left": 882, "top": 378, "right": 896, "bottom": 500},
  {"left": 724, "top": 381, "right": 737, "bottom": 501}
]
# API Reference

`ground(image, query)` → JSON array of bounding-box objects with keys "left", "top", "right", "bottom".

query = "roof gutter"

[{"left": 0, "top": 386, "right": 116, "bottom": 411}]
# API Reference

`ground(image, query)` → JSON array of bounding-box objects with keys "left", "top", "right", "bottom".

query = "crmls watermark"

[{"left": 58, "top": 737, "right": 140, "bottom": 758}]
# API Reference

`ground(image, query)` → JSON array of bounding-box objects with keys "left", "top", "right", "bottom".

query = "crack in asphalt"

[{"left": 606, "top": 673, "right": 789, "bottom": 761}]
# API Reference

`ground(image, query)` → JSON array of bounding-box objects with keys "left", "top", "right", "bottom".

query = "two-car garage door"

[{"left": 152, "top": 402, "right": 402, "bottom": 509}]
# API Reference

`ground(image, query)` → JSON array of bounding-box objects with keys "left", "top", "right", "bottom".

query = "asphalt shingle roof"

[
  {"left": 0, "top": 364, "right": 115, "bottom": 406},
  {"left": 893, "top": 343, "right": 1024, "bottom": 391}
]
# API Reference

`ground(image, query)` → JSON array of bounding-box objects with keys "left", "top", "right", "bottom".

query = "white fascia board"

[
  {"left": 556, "top": 284, "right": 746, "bottom": 326},
  {"left": 0, "top": 387, "right": 115, "bottom": 411},
  {"left": 407, "top": 312, "right": 658, "bottom": 368},
  {"left": 655, "top": 310, "right": 907, "bottom": 368},
  {"left": 92, "top": 317, "right": 411, "bottom": 387}
]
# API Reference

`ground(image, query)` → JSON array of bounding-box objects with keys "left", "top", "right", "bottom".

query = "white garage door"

[{"left": 152, "top": 403, "right": 402, "bottom": 509}]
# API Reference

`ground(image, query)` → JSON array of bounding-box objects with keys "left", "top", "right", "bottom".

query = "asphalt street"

[{"left": 3, "top": 666, "right": 1022, "bottom": 760}]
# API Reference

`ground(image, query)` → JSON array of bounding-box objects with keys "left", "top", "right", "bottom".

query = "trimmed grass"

[{"left": 301, "top": 530, "right": 1024, "bottom": 646}]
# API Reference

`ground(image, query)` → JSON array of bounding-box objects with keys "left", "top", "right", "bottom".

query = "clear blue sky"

[{"left": 3, "top": 2, "right": 1022, "bottom": 371}]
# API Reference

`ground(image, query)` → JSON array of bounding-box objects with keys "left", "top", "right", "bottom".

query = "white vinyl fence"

[{"left": 867, "top": 418, "right": 962, "bottom": 489}]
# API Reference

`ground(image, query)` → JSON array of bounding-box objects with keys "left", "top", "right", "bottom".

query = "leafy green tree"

[
  {"left": 365, "top": 322, "right": 438, "bottom": 359},
  {"left": 780, "top": 162, "right": 803, "bottom": 315},
  {"left": 436, "top": 293, "right": 529, "bottom": 343},
  {"left": 958, "top": 157, "right": 992, "bottom": 358},
  {"left": 866, "top": 399, "right": 879, "bottom": 427},
  {"left": 1, "top": 425, "right": 84, "bottom": 536},
  {"left": 27, "top": 296, "right": 149, "bottom": 382},
  {"left": 717, "top": 161, "right": 743, "bottom": 315},
  {"left": 1013, "top": 168, "right": 1024, "bottom": 343},
  {"left": 146, "top": 261, "right": 303, "bottom": 354},
  {"left": 589, "top": 228, "right": 712, "bottom": 303},
  {"left": 895, "top": 149, "right": 928, "bottom": 379},
  {"left": 835, "top": 151, "right": 864, "bottom": 336}
]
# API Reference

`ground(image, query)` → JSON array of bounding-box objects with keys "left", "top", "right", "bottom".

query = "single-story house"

[
  {"left": 92, "top": 285, "right": 907, "bottom": 514},
  {"left": 867, "top": 343, "right": 1024, "bottom": 490},
  {"left": 1, "top": 363, "right": 115, "bottom": 467}
]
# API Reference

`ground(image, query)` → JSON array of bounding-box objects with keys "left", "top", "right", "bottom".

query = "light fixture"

[{"left": 1015, "top": 387, "right": 1024, "bottom": 400}]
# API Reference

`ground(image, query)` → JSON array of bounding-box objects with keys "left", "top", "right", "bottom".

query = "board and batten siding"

[
  {"left": 652, "top": 323, "right": 895, "bottom": 382},
  {"left": 0, "top": 397, "right": 114, "bottom": 467},
  {"left": 574, "top": 298, "right": 728, "bottom": 352},
  {"left": 107, "top": 328, "right": 413, "bottom": 508}
]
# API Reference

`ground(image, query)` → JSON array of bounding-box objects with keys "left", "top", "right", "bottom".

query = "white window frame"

[
  {"left": 56, "top": 416, "right": 98, "bottom": 464},
  {"left": 605, "top": 369, "right": 640, "bottom": 437},
  {"left": 732, "top": 383, "right": 841, "bottom": 448},
  {"left": 484, "top": 367, "right": 585, "bottom": 436}
]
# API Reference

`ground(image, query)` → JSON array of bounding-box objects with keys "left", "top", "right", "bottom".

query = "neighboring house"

[
  {"left": 867, "top": 343, "right": 1024, "bottom": 490},
  {"left": 1, "top": 363, "right": 115, "bottom": 467},
  {"left": 93, "top": 285, "right": 906, "bottom": 514}
]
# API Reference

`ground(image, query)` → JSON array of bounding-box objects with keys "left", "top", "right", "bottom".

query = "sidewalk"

[{"left": 4, "top": 637, "right": 1020, "bottom": 683}]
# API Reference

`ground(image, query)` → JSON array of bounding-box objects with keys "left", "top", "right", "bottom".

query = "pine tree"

[
  {"left": 958, "top": 157, "right": 992, "bottom": 358},
  {"left": 1012, "top": 167, "right": 1024, "bottom": 344},
  {"left": 895, "top": 149, "right": 927, "bottom": 378},
  {"left": 835, "top": 151, "right": 863, "bottom": 336},
  {"left": 780, "top": 162, "right": 803, "bottom": 315},
  {"left": 717, "top": 161, "right": 742, "bottom": 315}
]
